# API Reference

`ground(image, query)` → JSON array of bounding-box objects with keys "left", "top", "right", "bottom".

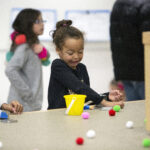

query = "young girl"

[
  {"left": 5, "top": 8, "right": 50, "bottom": 112},
  {"left": 48, "top": 19, "right": 124, "bottom": 109}
]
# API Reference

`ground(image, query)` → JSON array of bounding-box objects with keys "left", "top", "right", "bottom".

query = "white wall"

[
  {"left": 0, "top": 0, "right": 116, "bottom": 110},
  {"left": 0, "top": 0, "right": 116, "bottom": 50}
]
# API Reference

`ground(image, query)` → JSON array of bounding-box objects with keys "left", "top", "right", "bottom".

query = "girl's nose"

[{"left": 73, "top": 53, "right": 79, "bottom": 59}]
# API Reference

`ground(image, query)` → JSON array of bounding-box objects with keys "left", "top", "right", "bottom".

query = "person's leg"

[
  {"left": 122, "top": 81, "right": 138, "bottom": 101},
  {"left": 134, "top": 81, "right": 145, "bottom": 100}
]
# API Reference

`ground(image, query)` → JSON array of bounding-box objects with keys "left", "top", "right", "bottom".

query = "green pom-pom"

[
  {"left": 142, "top": 138, "right": 150, "bottom": 147},
  {"left": 113, "top": 105, "right": 121, "bottom": 112},
  {"left": 42, "top": 59, "right": 50, "bottom": 66},
  {"left": 144, "top": 119, "right": 147, "bottom": 123},
  {"left": 6, "top": 51, "right": 14, "bottom": 62}
]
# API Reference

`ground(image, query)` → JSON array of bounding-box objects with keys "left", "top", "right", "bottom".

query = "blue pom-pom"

[
  {"left": 42, "top": 59, "right": 51, "bottom": 66},
  {"left": 84, "top": 105, "right": 90, "bottom": 110},
  {"left": 0, "top": 111, "right": 8, "bottom": 119},
  {"left": 6, "top": 51, "right": 14, "bottom": 62}
]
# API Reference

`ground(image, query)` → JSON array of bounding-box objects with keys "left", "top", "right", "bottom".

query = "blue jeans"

[{"left": 122, "top": 81, "right": 145, "bottom": 101}]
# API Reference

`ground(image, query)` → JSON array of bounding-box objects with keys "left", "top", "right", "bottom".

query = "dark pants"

[{"left": 122, "top": 81, "right": 145, "bottom": 101}]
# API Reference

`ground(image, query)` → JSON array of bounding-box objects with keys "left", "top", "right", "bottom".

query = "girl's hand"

[
  {"left": 108, "top": 90, "right": 125, "bottom": 102},
  {"left": 101, "top": 99, "right": 124, "bottom": 108},
  {"left": 32, "top": 43, "right": 43, "bottom": 54},
  {"left": 10, "top": 101, "right": 23, "bottom": 114},
  {"left": 1, "top": 101, "right": 23, "bottom": 114}
]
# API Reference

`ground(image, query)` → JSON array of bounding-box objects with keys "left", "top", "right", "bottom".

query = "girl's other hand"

[
  {"left": 10, "top": 100, "right": 23, "bottom": 114},
  {"left": 1, "top": 101, "right": 23, "bottom": 114},
  {"left": 101, "top": 99, "right": 124, "bottom": 109},
  {"left": 32, "top": 43, "right": 43, "bottom": 54}
]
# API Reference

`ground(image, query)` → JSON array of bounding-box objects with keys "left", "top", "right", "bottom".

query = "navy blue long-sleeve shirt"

[{"left": 48, "top": 59, "right": 109, "bottom": 109}]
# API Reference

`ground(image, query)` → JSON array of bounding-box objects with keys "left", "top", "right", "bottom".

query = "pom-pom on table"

[
  {"left": 86, "top": 129, "right": 96, "bottom": 138},
  {"left": 0, "top": 101, "right": 149, "bottom": 150},
  {"left": 109, "top": 109, "right": 116, "bottom": 116},
  {"left": 113, "top": 105, "right": 121, "bottom": 112},
  {"left": 142, "top": 138, "right": 150, "bottom": 147},
  {"left": 76, "top": 137, "right": 84, "bottom": 145},
  {"left": 0, "top": 141, "right": 3, "bottom": 148},
  {"left": 82, "top": 112, "right": 90, "bottom": 119},
  {"left": 126, "top": 121, "right": 134, "bottom": 129}
]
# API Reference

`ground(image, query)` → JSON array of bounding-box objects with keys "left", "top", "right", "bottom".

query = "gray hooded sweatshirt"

[{"left": 5, "top": 44, "right": 43, "bottom": 112}]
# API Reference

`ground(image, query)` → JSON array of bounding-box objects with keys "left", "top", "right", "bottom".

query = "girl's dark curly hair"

[{"left": 52, "top": 19, "right": 84, "bottom": 50}]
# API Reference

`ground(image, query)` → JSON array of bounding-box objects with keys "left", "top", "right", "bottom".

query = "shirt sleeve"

[
  {"left": 52, "top": 60, "right": 106, "bottom": 104},
  {"left": 5, "top": 44, "right": 33, "bottom": 102}
]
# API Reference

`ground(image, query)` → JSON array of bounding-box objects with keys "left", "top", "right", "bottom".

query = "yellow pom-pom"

[{"left": 41, "top": 57, "right": 47, "bottom": 61}]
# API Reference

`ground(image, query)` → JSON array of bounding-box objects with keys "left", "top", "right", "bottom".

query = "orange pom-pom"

[{"left": 15, "top": 34, "right": 26, "bottom": 45}]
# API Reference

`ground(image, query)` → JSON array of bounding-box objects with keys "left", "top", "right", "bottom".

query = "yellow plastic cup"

[{"left": 64, "top": 94, "right": 86, "bottom": 115}]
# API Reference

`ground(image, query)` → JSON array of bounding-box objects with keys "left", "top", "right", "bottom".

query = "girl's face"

[
  {"left": 32, "top": 14, "right": 44, "bottom": 36},
  {"left": 57, "top": 38, "right": 84, "bottom": 69}
]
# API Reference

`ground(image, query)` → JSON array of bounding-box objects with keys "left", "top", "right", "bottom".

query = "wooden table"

[{"left": 0, "top": 100, "right": 149, "bottom": 150}]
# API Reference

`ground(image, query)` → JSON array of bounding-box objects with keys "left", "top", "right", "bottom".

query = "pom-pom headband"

[{"left": 9, "top": 31, "right": 50, "bottom": 66}]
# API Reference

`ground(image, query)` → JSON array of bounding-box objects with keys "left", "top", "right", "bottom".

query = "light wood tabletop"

[{"left": 0, "top": 100, "right": 149, "bottom": 150}]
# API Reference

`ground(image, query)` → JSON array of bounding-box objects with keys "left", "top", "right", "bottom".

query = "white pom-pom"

[
  {"left": 126, "top": 121, "right": 134, "bottom": 128},
  {"left": 0, "top": 141, "right": 3, "bottom": 148},
  {"left": 86, "top": 130, "right": 96, "bottom": 138}
]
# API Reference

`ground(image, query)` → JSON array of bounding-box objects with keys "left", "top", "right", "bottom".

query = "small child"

[
  {"left": 109, "top": 79, "right": 126, "bottom": 101},
  {"left": 48, "top": 19, "right": 124, "bottom": 109},
  {"left": 5, "top": 8, "right": 50, "bottom": 112}
]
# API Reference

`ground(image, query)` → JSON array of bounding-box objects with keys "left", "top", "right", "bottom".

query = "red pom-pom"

[
  {"left": 76, "top": 137, "right": 84, "bottom": 145},
  {"left": 15, "top": 34, "right": 26, "bottom": 45},
  {"left": 109, "top": 109, "right": 116, "bottom": 116}
]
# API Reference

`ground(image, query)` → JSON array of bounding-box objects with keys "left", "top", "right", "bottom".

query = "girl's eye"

[
  {"left": 35, "top": 20, "right": 46, "bottom": 24},
  {"left": 66, "top": 51, "right": 74, "bottom": 55},
  {"left": 78, "top": 51, "right": 83, "bottom": 54},
  {"left": 67, "top": 52, "right": 73, "bottom": 55}
]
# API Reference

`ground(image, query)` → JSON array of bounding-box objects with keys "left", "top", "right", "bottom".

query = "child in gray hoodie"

[{"left": 5, "top": 8, "right": 50, "bottom": 112}]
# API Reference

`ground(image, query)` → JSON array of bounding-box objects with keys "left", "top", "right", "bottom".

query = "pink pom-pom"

[
  {"left": 38, "top": 47, "right": 47, "bottom": 59},
  {"left": 117, "top": 82, "right": 124, "bottom": 90},
  {"left": 10, "top": 31, "right": 18, "bottom": 40},
  {"left": 82, "top": 112, "right": 90, "bottom": 119}
]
